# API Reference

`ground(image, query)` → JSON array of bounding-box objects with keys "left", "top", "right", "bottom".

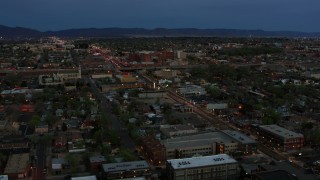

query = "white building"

[{"left": 166, "top": 154, "right": 240, "bottom": 180}]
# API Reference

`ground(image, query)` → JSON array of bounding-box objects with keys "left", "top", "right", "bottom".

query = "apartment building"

[
  {"left": 257, "top": 124, "right": 304, "bottom": 151},
  {"left": 166, "top": 154, "right": 240, "bottom": 180},
  {"left": 161, "top": 132, "right": 238, "bottom": 159},
  {"left": 140, "top": 136, "right": 166, "bottom": 166}
]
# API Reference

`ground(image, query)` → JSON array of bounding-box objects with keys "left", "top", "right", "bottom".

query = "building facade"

[
  {"left": 161, "top": 132, "right": 238, "bottom": 159},
  {"left": 166, "top": 154, "right": 240, "bottom": 180},
  {"left": 4, "top": 153, "right": 30, "bottom": 179},
  {"left": 257, "top": 124, "right": 304, "bottom": 151},
  {"left": 140, "top": 136, "right": 166, "bottom": 167},
  {"left": 102, "top": 160, "right": 151, "bottom": 179},
  {"left": 222, "top": 130, "right": 257, "bottom": 155}
]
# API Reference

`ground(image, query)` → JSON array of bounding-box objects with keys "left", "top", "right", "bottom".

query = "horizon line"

[{"left": 1, "top": 24, "right": 320, "bottom": 34}]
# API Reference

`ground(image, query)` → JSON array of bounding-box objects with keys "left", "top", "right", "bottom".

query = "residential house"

[
  {"left": 68, "top": 131, "right": 85, "bottom": 152},
  {"left": 51, "top": 158, "right": 67, "bottom": 174},
  {"left": 53, "top": 135, "right": 68, "bottom": 152},
  {"left": 55, "top": 109, "right": 64, "bottom": 117},
  {"left": 64, "top": 119, "right": 80, "bottom": 129},
  {"left": 145, "top": 113, "right": 164, "bottom": 125},
  {"left": 35, "top": 121, "right": 49, "bottom": 134}
]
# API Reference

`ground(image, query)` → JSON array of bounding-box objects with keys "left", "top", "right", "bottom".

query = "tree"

[
  {"left": 30, "top": 134, "right": 40, "bottom": 144},
  {"left": 301, "top": 122, "right": 314, "bottom": 130},
  {"left": 262, "top": 108, "right": 281, "bottom": 125},
  {"left": 112, "top": 103, "right": 121, "bottom": 116},
  {"left": 162, "top": 103, "right": 172, "bottom": 116},
  {"left": 206, "top": 86, "right": 223, "bottom": 99},
  {"left": 30, "top": 115, "right": 41, "bottom": 127},
  {"left": 310, "top": 129, "right": 320, "bottom": 146},
  {"left": 93, "top": 130, "right": 102, "bottom": 144},
  {"left": 81, "top": 152, "right": 92, "bottom": 171},
  {"left": 44, "top": 134, "right": 53, "bottom": 145},
  {"left": 64, "top": 153, "right": 80, "bottom": 172},
  {"left": 62, "top": 123, "right": 68, "bottom": 131},
  {"left": 119, "top": 149, "right": 136, "bottom": 161},
  {"left": 45, "top": 114, "right": 58, "bottom": 128},
  {"left": 155, "top": 97, "right": 160, "bottom": 105}
]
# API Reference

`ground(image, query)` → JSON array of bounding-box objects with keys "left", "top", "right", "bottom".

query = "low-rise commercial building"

[
  {"left": 140, "top": 136, "right": 166, "bottom": 166},
  {"left": 4, "top": 153, "right": 30, "bottom": 179},
  {"left": 161, "top": 132, "right": 238, "bottom": 159},
  {"left": 178, "top": 85, "right": 206, "bottom": 96},
  {"left": 154, "top": 69, "right": 180, "bottom": 79},
  {"left": 252, "top": 170, "right": 299, "bottom": 180},
  {"left": 0, "top": 135, "right": 29, "bottom": 153},
  {"left": 257, "top": 124, "right": 304, "bottom": 151},
  {"left": 160, "top": 124, "right": 198, "bottom": 138},
  {"left": 222, "top": 130, "right": 257, "bottom": 155},
  {"left": 102, "top": 160, "right": 151, "bottom": 179},
  {"left": 166, "top": 154, "right": 240, "bottom": 180}
]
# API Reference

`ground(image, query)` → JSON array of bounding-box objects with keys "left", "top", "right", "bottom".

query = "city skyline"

[{"left": 0, "top": 0, "right": 319, "bottom": 32}]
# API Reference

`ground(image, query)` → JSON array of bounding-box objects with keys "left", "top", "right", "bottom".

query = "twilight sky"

[{"left": 0, "top": 0, "right": 319, "bottom": 32}]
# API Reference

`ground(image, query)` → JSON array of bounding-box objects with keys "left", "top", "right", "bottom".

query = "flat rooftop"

[
  {"left": 160, "top": 124, "right": 196, "bottom": 133},
  {"left": 259, "top": 124, "right": 303, "bottom": 139},
  {"left": 4, "top": 153, "right": 29, "bottom": 174},
  {"left": 161, "top": 132, "right": 235, "bottom": 149},
  {"left": 90, "top": 155, "right": 106, "bottom": 163},
  {"left": 102, "top": 160, "right": 150, "bottom": 173},
  {"left": 115, "top": 177, "right": 146, "bottom": 180},
  {"left": 167, "top": 154, "right": 237, "bottom": 170},
  {"left": 71, "top": 176, "right": 97, "bottom": 180},
  {"left": 222, "top": 130, "right": 256, "bottom": 144},
  {"left": 254, "top": 170, "right": 298, "bottom": 180}
]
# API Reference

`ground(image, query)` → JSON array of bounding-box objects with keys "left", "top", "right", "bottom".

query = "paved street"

[
  {"left": 33, "top": 137, "right": 46, "bottom": 180},
  {"left": 83, "top": 76, "right": 136, "bottom": 150}
]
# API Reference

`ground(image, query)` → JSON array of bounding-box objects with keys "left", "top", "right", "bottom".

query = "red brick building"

[
  {"left": 140, "top": 136, "right": 166, "bottom": 166},
  {"left": 257, "top": 124, "right": 304, "bottom": 151}
]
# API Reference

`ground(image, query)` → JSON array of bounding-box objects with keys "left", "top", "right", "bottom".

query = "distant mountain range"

[{"left": 1, "top": 25, "right": 320, "bottom": 39}]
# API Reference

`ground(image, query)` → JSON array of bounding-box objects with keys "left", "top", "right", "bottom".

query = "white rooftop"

[
  {"left": 89, "top": 155, "right": 106, "bottom": 163},
  {"left": 167, "top": 154, "right": 237, "bottom": 170},
  {"left": 71, "top": 176, "right": 97, "bottom": 180},
  {"left": 0, "top": 175, "right": 8, "bottom": 180},
  {"left": 115, "top": 177, "right": 146, "bottom": 180},
  {"left": 102, "top": 160, "right": 150, "bottom": 173},
  {"left": 259, "top": 124, "right": 303, "bottom": 139}
]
